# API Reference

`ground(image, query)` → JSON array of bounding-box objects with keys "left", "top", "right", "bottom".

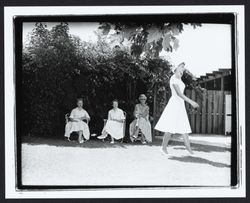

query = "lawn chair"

[{"left": 102, "top": 111, "right": 126, "bottom": 143}]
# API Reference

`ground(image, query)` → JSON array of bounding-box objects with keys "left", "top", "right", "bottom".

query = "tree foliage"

[{"left": 98, "top": 22, "right": 201, "bottom": 58}]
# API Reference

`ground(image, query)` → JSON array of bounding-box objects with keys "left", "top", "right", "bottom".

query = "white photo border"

[{"left": 4, "top": 5, "right": 245, "bottom": 199}]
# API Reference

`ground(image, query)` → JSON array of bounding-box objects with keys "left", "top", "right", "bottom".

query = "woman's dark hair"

[{"left": 77, "top": 98, "right": 83, "bottom": 103}]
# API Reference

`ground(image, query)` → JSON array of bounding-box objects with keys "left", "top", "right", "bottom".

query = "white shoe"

[
  {"left": 132, "top": 135, "right": 138, "bottom": 139},
  {"left": 188, "top": 150, "right": 194, "bottom": 155},
  {"left": 142, "top": 141, "right": 146, "bottom": 144},
  {"left": 97, "top": 134, "right": 107, "bottom": 139},
  {"left": 160, "top": 148, "right": 168, "bottom": 155},
  {"left": 110, "top": 140, "right": 115, "bottom": 144}
]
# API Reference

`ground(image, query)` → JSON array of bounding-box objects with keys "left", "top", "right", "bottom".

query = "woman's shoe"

[
  {"left": 97, "top": 134, "right": 107, "bottom": 139},
  {"left": 132, "top": 134, "right": 138, "bottom": 139},
  {"left": 141, "top": 141, "right": 146, "bottom": 144},
  {"left": 188, "top": 150, "right": 194, "bottom": 155},
  {"left": 160, "top": 148, "right": 168, "bottom": 155},
  {"left": 110, "top": 140, "right": 115, "bottom": 144}
]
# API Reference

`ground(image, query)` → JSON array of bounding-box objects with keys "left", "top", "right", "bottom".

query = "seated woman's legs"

[
  {"left": 78, "top": 131, "right": 84, "bottom": 143},
  {"left": 140, "top": 132, "right": 147, "bottom": 144},
  {"left": 132, "top": 126, "right": 140, "bottom": 138},
  {"left": 97, "top": 130, "right": 108, "bottom": 139},
  {"left": 110, "top": 136, "right": 115, "bottom": 144},
  {"left": 99, "top": 131, "right": 115, "bottom": 144}
]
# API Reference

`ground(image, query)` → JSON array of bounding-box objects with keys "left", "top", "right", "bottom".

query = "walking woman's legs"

[
  {"left": 133, "top": 126, "right": 140, "bottom": 138},
  {"left": 162, "top": 132, "right": 172, "bottom": 153},
  {"left": 182, "top": 134, "right": 194, "bottom": 154}
]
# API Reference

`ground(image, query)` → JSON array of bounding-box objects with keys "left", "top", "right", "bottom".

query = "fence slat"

[
  {"left": 213, "top": 91, "right": 219, "bottom": 134},
  {"left": 217, "top": 92, "right": 223, "bottom": 134},
  {"left": 195, "top": 94, "right": 202, "bottom": 133},
  {"left": 201, "top": 91, "right": 207, "bottom": 133},
  {"left": 207, "top": 91, "right": 213, "bottom": 134}
]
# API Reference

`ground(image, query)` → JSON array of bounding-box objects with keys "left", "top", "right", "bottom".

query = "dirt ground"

[{"left": 21, "top": 136, "right": 231, "bottom": 186}]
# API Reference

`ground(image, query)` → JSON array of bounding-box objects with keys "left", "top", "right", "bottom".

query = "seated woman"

[
  {"left": 97, "top": 100, "right": 125, "bottom": 144},
  {"left": 129, "top": 94, "right": 152, "bottom": 144},
  {"left": 64, "top": 98, "right": 90, "bottom": 143}
]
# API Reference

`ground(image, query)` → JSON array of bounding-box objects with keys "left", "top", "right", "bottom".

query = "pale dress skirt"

[
  {"left": 154, "top": 96, "right": 192, "bottom": 134},
  {"left": 130, "top": 117, "right": 152, "bottom": 142},
  {"left": 103, "top": 120, "right": 124, "bottom": 140},
  {"left": 64, "top": 119, "right": 90, "bottom": 140}
]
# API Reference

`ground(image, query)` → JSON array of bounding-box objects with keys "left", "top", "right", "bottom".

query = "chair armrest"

[
  {"left": 65, "top": 113, "right": 70, "bottom": 123},
  {"left": 82, "top": 118, "right": 89, "bottom": 124}
]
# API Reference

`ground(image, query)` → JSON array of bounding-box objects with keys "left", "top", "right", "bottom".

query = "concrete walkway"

[{"left": 21, "top": 135, "right": 231, "bottom": 187}]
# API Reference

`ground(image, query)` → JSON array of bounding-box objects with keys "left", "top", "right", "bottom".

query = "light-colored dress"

[
  {"left": 154, "top": 75, "right": 192, "bottom": 134},
  {"left": 129, "top": 104, "right": 152, "bottom": 142},
  {"left": 102, "top": 108, "right": 125, "bottom": 140},
  {"left": 64, "top": 107, "right": 90, "bottom": 140}
]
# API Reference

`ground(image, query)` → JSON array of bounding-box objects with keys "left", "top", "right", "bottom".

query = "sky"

[{"left": 23, "top": 22, "right": 231, "bottom": 77}]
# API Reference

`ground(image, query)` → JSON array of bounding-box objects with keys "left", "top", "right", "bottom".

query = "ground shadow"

[
  {"left": 21, "top": 136, "right": 162, "bottom": 149},
  {"left": 22, "top": 136, "right": 127, "bottom": 149},
  {"left": 168, "top": 155, "right": 230, "bottom": 168},
  {"left": 172, "top": 142, "right": 230, "bottom": 152},
  {"left": 21, "top": 136, "right": 230, "bottom": 152}
]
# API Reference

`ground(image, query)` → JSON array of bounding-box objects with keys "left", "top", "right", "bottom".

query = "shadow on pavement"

[
  {"left": 21, "top": 136, "right": 229, "bottom": 152},
  {"left": 172, "top": 142, "right": 230, "bottom": 152},
  {"left": 168, "top": 155, "right": 231, "bottom": 168},
  {"left": 21, "top": 136, "right": 162, "bottom": 149}
]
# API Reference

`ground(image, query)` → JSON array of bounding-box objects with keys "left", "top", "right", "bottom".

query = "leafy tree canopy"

[{"left": 98, "top": 22, "right": 201, "bottom": 58}]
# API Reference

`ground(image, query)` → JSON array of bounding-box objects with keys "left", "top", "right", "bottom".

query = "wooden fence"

[{"left": 185, "top": 89, "right": 231, "bottom": 134}]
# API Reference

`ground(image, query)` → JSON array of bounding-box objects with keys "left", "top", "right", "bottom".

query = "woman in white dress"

[
  {"left": 129, "top": 94, "right": 152, "bottom": 144},
  {"left": 97, "top": 100, "right": 125, "bottom": 144},
  {"left": 155, "top": 62, "right": 199, "bottom": 154},
  {"left": 64, "top": 98, "right": 91, "bottom": 143}
]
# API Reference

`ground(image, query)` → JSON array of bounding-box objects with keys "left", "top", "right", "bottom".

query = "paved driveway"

[{"left": 21, "top": 136, "right": 231, "bottom": 186}]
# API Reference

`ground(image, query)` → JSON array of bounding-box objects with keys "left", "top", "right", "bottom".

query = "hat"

[
  {"left": 171, "top": 62, "right": 185, "bottom": 73},
  {"left": 139, "top": 94, "right": 147, "bottom": 100}
]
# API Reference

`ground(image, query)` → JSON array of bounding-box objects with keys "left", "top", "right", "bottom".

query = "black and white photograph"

[{"left": 4, "top": 5, "right": 245, "bottom": 198}]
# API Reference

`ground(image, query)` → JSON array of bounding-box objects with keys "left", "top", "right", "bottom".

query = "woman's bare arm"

[
  {"left": 141, "top": 106, "right": 149, "bottom": 118},
  {"left": 134, "top": 105, "right": 140, "bottom": 118},
  {"left": 173, "top": 84, "right": 199, "bottom": 108}
]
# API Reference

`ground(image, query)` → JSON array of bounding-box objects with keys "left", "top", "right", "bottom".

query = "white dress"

[
  {"left": 102, "top": 108, "right": 125, "bottom": 140},
  {"left": 154, "top": 75, "right": 192, "bottom": 134},
  {"left": 64, "top": 107, "right": 90, "bottom": 140}
]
